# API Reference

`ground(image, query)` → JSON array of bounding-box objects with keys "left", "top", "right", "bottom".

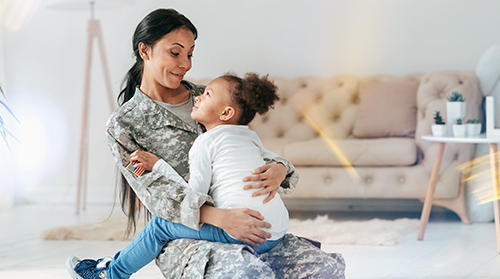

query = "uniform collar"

[{"left": 133, "top": 82, "right": 202, "bottom": 134}]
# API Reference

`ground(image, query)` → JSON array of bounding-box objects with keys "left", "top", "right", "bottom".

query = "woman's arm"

[
  {"left": 106, "top": 116, "right": 213, "bottom": 230},
  {"left": 200, "top": 205, "right": 271, "bottom": 246},
  {"left": 134, "top": 136, "right": 274, "bottom": 246},
  {"left": 265, "top": 156, "right": 299, "bottom": 196},
  {"left": 136, "top": 149, "right": 274, "bottom": 246},
  {"left": 242, "top": 163, "right": 286, "bottom": 203},
  {"left": 242, "top": 132, "right": 299, "bottom": 203}
]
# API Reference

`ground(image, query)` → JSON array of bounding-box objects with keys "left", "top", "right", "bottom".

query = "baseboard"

[{"left": 282, "top": 198, "right": 451, "bottom": 213}]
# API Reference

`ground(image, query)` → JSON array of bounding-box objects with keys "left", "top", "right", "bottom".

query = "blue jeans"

[{"left": 106, "top": 216, "right": 283, "bottom": 279}]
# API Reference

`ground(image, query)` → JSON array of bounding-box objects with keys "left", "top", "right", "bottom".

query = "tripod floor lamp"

[{"left": 47, "top": 0, "right": 134, "bottom": 214}]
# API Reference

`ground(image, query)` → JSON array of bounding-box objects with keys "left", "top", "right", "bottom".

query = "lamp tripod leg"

[
  {"left": 76, "top": 20, "right": 96, "bottom": 214},
  {"left": 94, "top": 20, "right": 116, "bottom": 112}
]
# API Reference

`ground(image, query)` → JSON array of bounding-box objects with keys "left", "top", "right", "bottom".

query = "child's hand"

[{"left": 130, "top": 150, "right": 160, "bottom": 171}]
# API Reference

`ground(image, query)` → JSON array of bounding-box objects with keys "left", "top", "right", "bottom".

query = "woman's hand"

[
  {"left": 130, "top": 150, "right": 160, "bottom": 171},
  {"left": 242, "top": 163, "right": 286, "bottom": 203},
  {"left": 201, "top": 206, "right": 271, "bottom": 246}
]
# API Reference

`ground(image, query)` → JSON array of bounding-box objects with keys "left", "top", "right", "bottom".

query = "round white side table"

[{"left": 420, "top": 134, "right": 500, "bottom": 253}]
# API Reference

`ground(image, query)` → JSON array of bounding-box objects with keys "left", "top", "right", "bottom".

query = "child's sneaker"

[{"left": 66, "top": 256, "right": 112, "bottom": 279}]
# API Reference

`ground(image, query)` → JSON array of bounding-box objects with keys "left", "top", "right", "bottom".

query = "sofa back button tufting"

[
  {"left": 398, "top": 177, "right": 405, "bottom": 183},
  {"left": 315, "top": 94, "right": 323, "bottom": 103}
]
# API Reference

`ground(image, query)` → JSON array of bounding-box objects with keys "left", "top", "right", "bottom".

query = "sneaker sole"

[{"left": 66, "top": 256, "right": 84, "bottom": 279}]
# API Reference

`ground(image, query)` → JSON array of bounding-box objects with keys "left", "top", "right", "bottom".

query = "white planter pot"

[
  {"left": 466, "top": 123, "right": 481, "bottom": 136},
  {"left": 446, "top": 102, "right": 466, "bottom": 135},
  {"left": 453, "top": 125, "right": 466, "bottom": 137},
  {"left": 431, "top": 125, "right": 447, "bottom": 137}
]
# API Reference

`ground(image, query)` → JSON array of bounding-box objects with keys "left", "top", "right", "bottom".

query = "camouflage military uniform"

[{"left": 106, "top": 80, "right": 346, "bottom": 278}]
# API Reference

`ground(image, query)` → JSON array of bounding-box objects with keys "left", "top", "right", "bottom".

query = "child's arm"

[
  {"left": 130, "top": 150, "right": 188, "bottom": 187},
  {"left": 130, "top": 137, "right": 213, "bottom": 195},
  {"left": 185, "top": 137, "right": 212, "bottom": 195}
]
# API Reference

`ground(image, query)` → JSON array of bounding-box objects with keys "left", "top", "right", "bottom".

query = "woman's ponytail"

[{"left": 118, "top": 60, "right": 143, "bottom": 106}]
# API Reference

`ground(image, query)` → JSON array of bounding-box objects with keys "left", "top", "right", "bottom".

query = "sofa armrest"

[{"left": 415, "top": 71, "right": 483, "bottom": 195}]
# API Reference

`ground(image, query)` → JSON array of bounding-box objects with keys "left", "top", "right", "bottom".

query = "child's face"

[{"left": 191, "top": 77, "right": 234, "bottom": 129}]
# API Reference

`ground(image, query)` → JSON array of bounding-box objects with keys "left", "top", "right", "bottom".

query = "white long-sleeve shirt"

[{"left": 153, "top": 125, "right": 289, "bottom": 240}]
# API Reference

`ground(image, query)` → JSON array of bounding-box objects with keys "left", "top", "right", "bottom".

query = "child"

[{"left": 67, "top": 73, "right": 291, "bottom": 279}]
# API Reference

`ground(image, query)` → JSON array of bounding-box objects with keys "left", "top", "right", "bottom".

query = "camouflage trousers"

[{"left": 202, "top": 234, "right": 346, "bottom": 279}]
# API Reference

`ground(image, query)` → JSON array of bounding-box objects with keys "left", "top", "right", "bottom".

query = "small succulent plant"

[
  {"left": 466, "top": 119, "right": 480, "bottom": 124},
  {"left": 446, "top": 91, "right": 465, "bottom": 102},
  {"left": 433, "top": 111, "right": 445, "bottom": 125},
  {"left": 455, "top": 118, "right": 464, "bottom": 125}
]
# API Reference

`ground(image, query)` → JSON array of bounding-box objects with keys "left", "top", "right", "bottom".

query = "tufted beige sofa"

[
  {"left": 247, "top": 71, "right": 483, "bottom": 222},
  {"left": 189, "top": 70, "right": 483, "bottom": 222}
]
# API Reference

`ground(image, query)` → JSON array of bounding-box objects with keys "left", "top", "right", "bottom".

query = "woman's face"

[{"left": 141, "top": 27, "right": 195, "bottom": 91}]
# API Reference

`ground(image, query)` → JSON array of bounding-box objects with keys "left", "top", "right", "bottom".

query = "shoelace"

[
  {"left": 74, "top": 259, "right": 98, "bottom": 273},
  {"left": 74, "top": 258, "right": 110, "bottom": 279}
]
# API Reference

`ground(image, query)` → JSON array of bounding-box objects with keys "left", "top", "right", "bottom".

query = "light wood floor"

[{"left": 1, "top": 203, "right": 499, "bottom": 279}]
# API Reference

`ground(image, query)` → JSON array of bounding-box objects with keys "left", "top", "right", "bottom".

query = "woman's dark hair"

[
  {"left": 118, "top": 9, "right": 197, "bottom": 236},
  {"left": 117, "top": 8, "right": 198, "bottom": 106},
  {"left": 221, "top": 73, "right": 279, "bottom": 125}
]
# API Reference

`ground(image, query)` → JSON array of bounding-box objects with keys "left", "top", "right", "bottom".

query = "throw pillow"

[{"left": 352, "top": 77, "right": 419, "bottom": 138}]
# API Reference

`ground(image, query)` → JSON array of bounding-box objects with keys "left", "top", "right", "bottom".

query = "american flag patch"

[{"left": 126, "top": 161, "right": 145, "bottom": 177}]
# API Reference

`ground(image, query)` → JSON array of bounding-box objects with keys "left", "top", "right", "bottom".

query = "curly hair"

[{"left": 220, "top": 72, "right": 279, "bottom": 125}]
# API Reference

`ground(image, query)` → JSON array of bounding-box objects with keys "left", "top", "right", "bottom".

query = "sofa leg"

[{"left": 419, "top": 172, "right": 472, "bottom": 224}]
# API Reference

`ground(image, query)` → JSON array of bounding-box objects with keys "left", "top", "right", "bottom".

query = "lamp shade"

[{"left": 46, "top": 0, "right": 135, "bottom": 10}]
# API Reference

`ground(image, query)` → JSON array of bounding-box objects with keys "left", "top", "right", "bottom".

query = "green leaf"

[
  {"left": 0, "top": 99, "right": 19, "bottom": 122},
  {"left": 0, "top": 83, "right": 20, "bottom": 150},
  {"left": 0, "top": 124, "right": 19, "bottom": 142}
]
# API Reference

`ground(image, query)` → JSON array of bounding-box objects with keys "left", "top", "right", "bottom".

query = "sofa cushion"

[
  {"left": 282, "top": 138, "right": 418, "bottom": 167},
  {"left": 352, "top": 76, "right": 419, "bottom": 138},
  {"left": 261, "top": 138, "right": 300, "bottom": 157}
]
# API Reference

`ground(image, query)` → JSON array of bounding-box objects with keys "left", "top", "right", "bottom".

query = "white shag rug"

[
  {"left": 288, "top": 215, "right": 419, "bottom": 246},
  {"left": 43, "top": 215, "right": 419, "bottom": 246}
]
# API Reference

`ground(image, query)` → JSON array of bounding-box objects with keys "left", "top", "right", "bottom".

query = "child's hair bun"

[{"left": 238, "top": 73, "right": 279, "bottom": 115}]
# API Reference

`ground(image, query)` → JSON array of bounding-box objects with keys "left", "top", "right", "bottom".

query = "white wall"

[{"left": 0, "top": 0, "right": 499, "bottom": 206}]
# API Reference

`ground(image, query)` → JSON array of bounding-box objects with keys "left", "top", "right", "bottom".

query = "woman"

[{"left": 78, "top": 8, "right": 345, "bottom": 278}]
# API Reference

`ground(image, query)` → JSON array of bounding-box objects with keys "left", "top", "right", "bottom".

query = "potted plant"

[
  {"left": 466, "top": 119, "right": 481, "bottom": 136},
  {"left": 446, "top": 91, "right": 466, "bottom": 136},
  {"left": 0, "top": 83, "right": 19, "bottom": 150},
  {"left": 431, "top": 111, "right": 447, "bottom": 137},
  {"left": 453, "top": 117, "right": 466, "bottom": 137}
]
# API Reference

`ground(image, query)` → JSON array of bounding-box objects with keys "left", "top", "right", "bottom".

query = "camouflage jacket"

[{"left": 104, "top": 81, "right": 341, "bottom": 278}]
